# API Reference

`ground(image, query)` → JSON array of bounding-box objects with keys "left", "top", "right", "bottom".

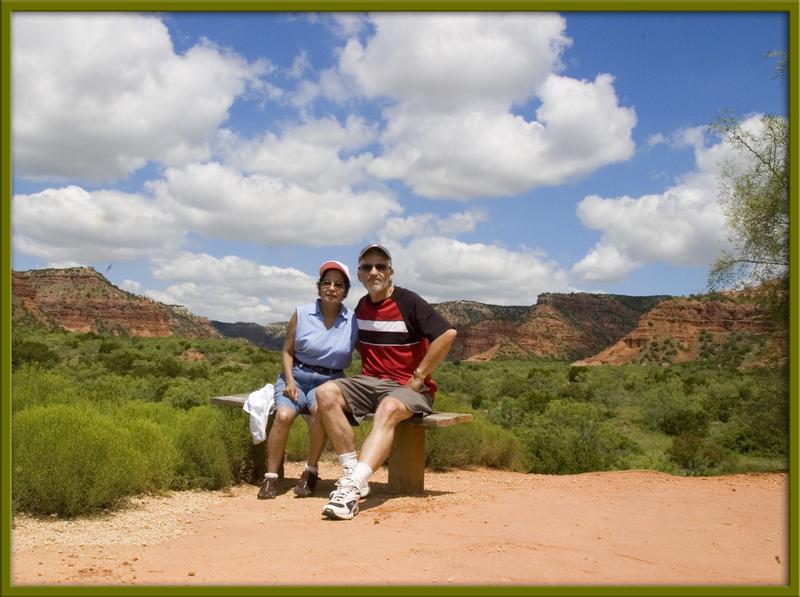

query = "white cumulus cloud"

[
  {"left": 329, "top": 13, "right": 636, "bottom": 200},
  {"left": 148, "top": 251, "right": 344, "bottom": 322},
  {"left": 340, "top": 13, "right": 568, "bottom": 108},
  {"left": 570, "top": 117, "right": 768, "bottom": 284},
  {"left": 12, "top": 185, "right": 182, "bottom": 264},
  {"left": 12, "top": 13, "right": 269, "bottom": 182},
  {"left": 150, "top": 162, "right": 402, "bottom": 246},
  {"left": 379, "top": 209, "right": 489, "bottom": 243},
  {"left": 387, "top": 237, "right": 571, "bottom": 305},
  {"left": 217, "top": 115, "right": 378, "bottom": 191}
]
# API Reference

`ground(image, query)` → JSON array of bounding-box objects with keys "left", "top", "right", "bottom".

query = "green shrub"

[
  {"left": 157, "top": 356, "right": 184, "bottom": 377},
  {"left": 426, "top": 418, "right": 524, "bottom": 471},
  {"left": 12, "top": 404, "right": 149, "bottom": 516},
  {"left": 641, "top": 380, "right": 710, "bottom": 436},
  {"left": 719, "top": 370, "right": 788, "bottom": 457},
  {"left": 100, "top": 349, "right": 137, "bottom": 375},
  {"left": 667, "top": 433, "right": 736, "bottom": 475},
  {"left": 516, "top": 399, "right": 638, "bottom": 474},
  {"left": 12, "top": 338, "right": 60, "bottom": 369},
  {"left": 162, "top": 378, "right": 211, "bottom": 410},
  {"left": 11, "top": 365, "right": 78, "bottom": 413},
  {"left": 658, "top": 406, "right": 710, "bottom": 436},
  {"left": 124, "top": 419, "right": 179, "bottom": 492},
  {"left": 172, "top": 407, "right": 233, "bottom": 490},
  {"left": 115, "top": 400, "right": 182, "bottom": 430},
  {"left": 702, "top": 379, "right": 743, "bottom": 423},
  {"left": 97, "top": 340, "right": 119, "bottom": 354},
  {"left": 215, "top": 408, "right": 253, "bottom": 484}
]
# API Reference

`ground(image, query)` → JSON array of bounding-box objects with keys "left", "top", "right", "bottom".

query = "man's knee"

[
  {"left": 315, "top": 381, "right": 342, "bottom": 410},
  {"left": 375, "top": 396, "right": 412, "bottom": 425}
]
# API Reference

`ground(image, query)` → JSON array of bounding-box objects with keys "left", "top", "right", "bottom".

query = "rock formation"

[
  {"left": 438, "top": 294, "right": 668, "bottom": 362},
  {"left": 12, "top": 267, "right": 783, "bottom": 366},
  {"left": 12, "top": 267, "right": 220, "bottom": 338},
  {"left": 573, "top": 294, "right": 781, "bottom": 367}
]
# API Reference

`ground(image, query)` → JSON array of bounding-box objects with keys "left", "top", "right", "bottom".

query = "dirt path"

[{"left": 11, "top": 463, "right": 788, "bottom": 587}]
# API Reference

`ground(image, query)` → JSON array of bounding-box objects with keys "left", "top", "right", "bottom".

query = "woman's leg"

[
  {"left": 305, "top": 403, "right": 327, "bottom": 469},
  {"left": 266, "top": 405, "right": 297, "bottom": 473}
]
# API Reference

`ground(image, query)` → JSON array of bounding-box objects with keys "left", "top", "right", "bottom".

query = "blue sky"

[{"left": 10, "top": 11, "right": 789, "bottom": 323}]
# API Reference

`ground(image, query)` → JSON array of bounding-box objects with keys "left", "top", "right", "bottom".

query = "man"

[{"left": 315, "top": 243, "right": 457, "bottom": 520}]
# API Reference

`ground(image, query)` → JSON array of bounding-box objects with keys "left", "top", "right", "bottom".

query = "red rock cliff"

[
  {"left": 12, "top": 267, "right": 220, "bottom": 338},
  {"left": 574, "top": 294, "right": 780, "bottom": 366}
]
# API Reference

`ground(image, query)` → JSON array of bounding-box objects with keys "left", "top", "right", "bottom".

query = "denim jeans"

[{"left": 273, "top": 365, "right": 344, "bottom": 414}]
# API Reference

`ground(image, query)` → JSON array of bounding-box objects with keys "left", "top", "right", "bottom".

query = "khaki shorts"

[{"left": 332, "top": 375, "right": 433, "bottom": 425}]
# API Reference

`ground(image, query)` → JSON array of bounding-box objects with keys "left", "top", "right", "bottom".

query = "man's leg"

[
  {"left": 315, "top": 381, "right": 356, "bottom": 456},
  {"left": 317, "top": 381, "right": 367, "bottom": 520},
  {"left": 357, "top": 396, "right": 414, "bottom": 472},
  {"left": 322, "top": 395, "right": 414, "bottom": 520}
]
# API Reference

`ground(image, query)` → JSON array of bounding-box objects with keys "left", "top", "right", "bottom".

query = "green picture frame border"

[{"left": 0, "top": 2, "right": 796, "bottom": 596}]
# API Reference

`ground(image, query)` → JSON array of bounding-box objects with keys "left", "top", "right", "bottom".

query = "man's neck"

[{"left": 368, "top": 284, "right": 395, "bottom": 303}]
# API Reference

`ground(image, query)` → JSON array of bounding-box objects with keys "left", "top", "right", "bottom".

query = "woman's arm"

[{"left": 281, "top": 311, "right": 299, "bottom": 402}]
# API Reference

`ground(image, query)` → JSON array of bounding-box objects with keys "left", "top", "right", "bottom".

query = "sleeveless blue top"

[{"left": 293, "top": 300, "right": 358, "bottom": 370}]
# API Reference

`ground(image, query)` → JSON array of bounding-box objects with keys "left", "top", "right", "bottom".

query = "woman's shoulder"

[{"left": 296, "top": 300, "right": 320, "bottom": 317}]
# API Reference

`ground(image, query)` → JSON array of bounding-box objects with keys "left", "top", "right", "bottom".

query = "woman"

[{"left": 257, "top": 260, "right": 358, "bottom": 499}]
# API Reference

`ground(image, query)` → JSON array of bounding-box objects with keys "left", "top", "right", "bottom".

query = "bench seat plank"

[{"left": 210, "top": 394, "right": 472, "bottom": 427}]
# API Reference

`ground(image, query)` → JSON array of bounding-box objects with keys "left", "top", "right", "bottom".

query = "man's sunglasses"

[{"left": 358, "top": 263, "right": 389, "bottom": 273}]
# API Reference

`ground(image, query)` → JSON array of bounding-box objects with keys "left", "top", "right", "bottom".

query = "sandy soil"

[{"left": 11, "top": 462, "right": 788, "bottom": 587}]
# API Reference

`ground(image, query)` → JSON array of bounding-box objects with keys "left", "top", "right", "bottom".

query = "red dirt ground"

[{"left": 11, "top": 463, "right": 788, "bottom": 588}]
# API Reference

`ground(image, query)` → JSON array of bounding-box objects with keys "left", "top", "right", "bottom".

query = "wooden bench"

[{"left": 210, "top": 393, "right": 473, "bottom": 494}]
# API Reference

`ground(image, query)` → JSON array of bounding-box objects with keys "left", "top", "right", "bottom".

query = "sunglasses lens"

[{"left": 359, "top": 263, "right": 387, "bottom": 273}]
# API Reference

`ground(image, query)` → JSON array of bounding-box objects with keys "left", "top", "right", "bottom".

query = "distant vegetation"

[
  {"left": 11, "top": 329, "right": 788, "bottom": 517},
  {"left": 435, "top": 360, "right": 787, "bottom": 476}
]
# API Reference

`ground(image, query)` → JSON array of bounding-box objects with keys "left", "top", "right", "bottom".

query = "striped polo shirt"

[{"left": 355, "top": 286, "right": 452, "bottom": 396}]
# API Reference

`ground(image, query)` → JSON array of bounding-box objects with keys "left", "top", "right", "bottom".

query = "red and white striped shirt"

[{"left": 355, "top": 286, "right": 452, "bottom": 397}]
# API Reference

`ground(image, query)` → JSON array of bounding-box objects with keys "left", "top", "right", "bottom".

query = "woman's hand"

[{"left": 285, "top": 380, "right": 299, "bottom": 402}]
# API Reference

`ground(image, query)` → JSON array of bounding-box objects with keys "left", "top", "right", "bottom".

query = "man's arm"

[{"left": 406, "top": 328, "right": 457, "bottom": 391}]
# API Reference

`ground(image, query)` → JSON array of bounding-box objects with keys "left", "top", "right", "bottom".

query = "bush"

[
  {"left": 719, "top": 369, "right": 788, "bottom": 457},
  {"left": 641, "top": 379, "right": 710, "bottom": 436},
  {"left": 667, "top": 434, "right": 736, "bottom": 475},
  {"left": 214, "top": 407, "right": 253, "bottom": 484},
  {"left": 162, "top": 378, "right": 211, "bottom": 410},
  {"left": 124, "top": 419, "right": 180, "bottom": 492},
  {"left": 11, "top": 365, "right": 77, "bottom": 413},
  {"left": 12, "top": 404, "right": 149, "bottom": 516},
  {"left": 100, "top": 349, "right": 137, "bottom": 375},
  {"left": 12, "top": 338, "right": 59, "bottom": 369},
  {"left": 516, "top": 400, "right": 638, "bottom": 474},
  {"left": 426, "top": 418, "right": 524, "bottom": 471},
  {"left": 172, "top": 407, "right": 233, "bottom": 490}
]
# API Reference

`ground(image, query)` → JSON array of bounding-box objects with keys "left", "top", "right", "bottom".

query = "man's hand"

[{"left": 406, "top": 367, "right": 427, "bottom": 392}]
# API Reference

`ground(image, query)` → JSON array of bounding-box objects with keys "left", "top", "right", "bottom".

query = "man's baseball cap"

[
  {"left": 358, "top": 243, "right": 392, "bottom": 261},
  {"left": 319, "top": 260, "right": 351, "bottom": 284}
]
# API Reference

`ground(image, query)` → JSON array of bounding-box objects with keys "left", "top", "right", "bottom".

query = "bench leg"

[{"left": 388, "top": 424, "right": 426, "bottom": 494}]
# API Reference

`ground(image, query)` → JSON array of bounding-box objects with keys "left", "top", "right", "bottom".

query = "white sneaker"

[
  {"left": 341, "top": 465, "right": 370, "bottom": 497},
  {"left": 322, "top": 478, "right": 360, "bottom": 520}
]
